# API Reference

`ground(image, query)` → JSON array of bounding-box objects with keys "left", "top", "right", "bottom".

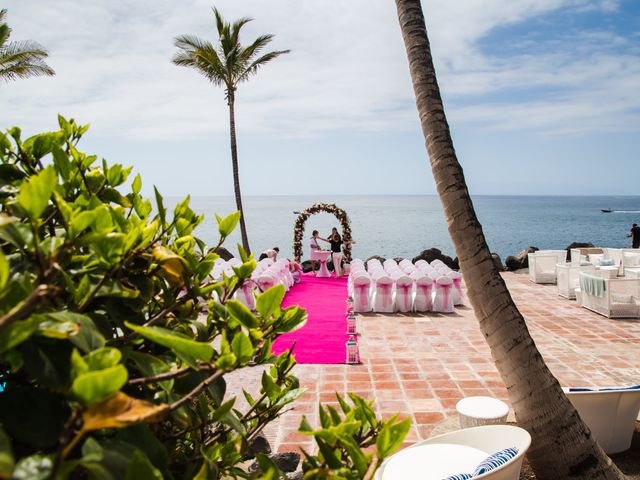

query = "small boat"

[
  {"left": 293, "top": 210, "right": 301, "bottom": 214},
  {"left": 601, "top": 208, "right": 614, "bottom": 213}
]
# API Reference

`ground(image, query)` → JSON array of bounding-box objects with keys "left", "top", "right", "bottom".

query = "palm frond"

[
  {"left": 239, "top": 34, "right": 275, "bottom": 64},
  {"left": 0, "top": 23, "right": 10, "bottom": 49},
  {"left": 212, "top": 7, "right": 226, "bottom": 38},
  {"left": 236, "top": 49, "right": 290, "bottom": 86},
  {"left": 0, "top": 57, "right": 54, "bottom": 82},
  {"left": 0, "top": 40, "right": 49, "bottom": 64},
  {"left": 173, "top": 34, "right": 215, "bottom": 54},
  {"left": 229, "top": 17, "right": 252, "bottom": 47},
  {"left": 0, "top": 9, "right": 7, "bottom": 24},
  {"left": 172, "top": 35, "right": 228, "bottom": 87}
]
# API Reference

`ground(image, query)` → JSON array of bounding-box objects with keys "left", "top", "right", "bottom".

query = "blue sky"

[{"left": 1, "top": 0, "right": 639, "bottom": 196}]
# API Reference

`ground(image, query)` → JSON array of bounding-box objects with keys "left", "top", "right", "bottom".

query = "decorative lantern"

[
  {"left": 346, "top": 335, "right": 360, "bottom": 364},
  {"left": 347, "top": 314, "right": 357, "bottom": 335},
  {"left": 346, "top": 296, "right": 354, "bottom": 314}
]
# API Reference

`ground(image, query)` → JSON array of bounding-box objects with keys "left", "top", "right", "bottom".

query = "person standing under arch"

[
  {"left": 327, "top": 227, "right": 355, "bottom": 278},
  {"left": 310, "top": 230, "right": 328, "bottom": 272}
]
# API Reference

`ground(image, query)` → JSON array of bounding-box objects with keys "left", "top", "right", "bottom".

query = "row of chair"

[
  {"left": 348, "top": 258, "right": 463, "bottom": 313},
  {"left": 212, "top": 258, "right": 293, "bottom": 311}
]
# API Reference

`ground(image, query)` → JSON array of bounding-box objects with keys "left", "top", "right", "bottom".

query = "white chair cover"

[
  {"left": 414, "top": 275, "right": 434, "bottom": 312},
  {"left": 394, "top": 275, "right": 413, "bottom": 313},
  {"left": 448, "top": 271, "right": 464, "bottom": 306},
  {"left": 353, "top": 274, "right": 372, "bottom": 313},
  {"left": 373, "top": 276, "right": 394, "bottom": 313},
  {"left": 433, "top": 276, "right": 454, "bottom": 313}
]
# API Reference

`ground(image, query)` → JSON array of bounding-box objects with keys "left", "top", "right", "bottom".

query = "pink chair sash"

[
  {"left": 438, "top": 283, "right": 452, "bottom": 308},
  {"left": 397, "top": 284, "right": 412, "bottom": 311},
  {"left": 378, "top": 283, "right": 392, "bottom": 308},
  {"left": 417, "top": 283, "right": 433, "bottom": 309},
  {"left": 354, "top": 283, "right": 369, "bottom": 311}
]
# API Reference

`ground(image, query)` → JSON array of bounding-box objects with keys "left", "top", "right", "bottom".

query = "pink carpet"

[{"left": 272, "top": 273, "right": 348, "bottom": 364}]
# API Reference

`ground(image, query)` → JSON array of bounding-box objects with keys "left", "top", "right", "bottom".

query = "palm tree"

[
  {"left": 0, "top": 9, "right": 55, "bottom": 82},
  {"left": 172, "top": 7, "right": 289, "bottom": 254},
  {"left": 394, "top": 1, "right": 625, "bottom": 479}
]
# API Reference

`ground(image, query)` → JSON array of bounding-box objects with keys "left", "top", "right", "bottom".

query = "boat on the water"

[
  {"left": 293, "top": 211, "right": 301, "bottom": 214},
  {"left": 601, "top": 208, "right": 614, "bottom": 213}
]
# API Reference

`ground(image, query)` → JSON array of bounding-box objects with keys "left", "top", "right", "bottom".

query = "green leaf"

[
  {"left": 124, "top": 450, "right": 163, "bottom": 480},
  {"left": 153, "top": 187, "right": 165, "bottom": 226},
  {"left": 71, "top": 365, "right": 129, "bottom": 406},
  {"left": 17, "top": 166, "right": 57, "bottom": 219},
  {"left": 85, "top": 347, "right": 122, "bottom": 371},
  {"left": 210, "top": 398, "right": 235, "bottom": 423},
  {"left": 0, "top": 315, "right": 42, "bottom": 353},
  {"left": 70, "top": 209, "right": 98, "bottom": 237},
  {"left": 225, "top": 299, "right": 258, "bottom": 328},
  {"left": 132, "top": 174, "right": 142, "bottom": 194},
  {"left": 256, "top": 284, "right": 285, "bottom": 318},
  {"left": 125, "top": 322, "right": 214, "bottom": 366},
  {"left": 0, "top": 426, "right": 15, "bottom": 478},
  {"left": 261, "top": 371, "right": 279, "bottom": 401},
  {"left": 231, "top": 332, "right": 253, "bottom": 365},
  {"left": 216, "top": 211, "right": 240, "bottom": 238}
]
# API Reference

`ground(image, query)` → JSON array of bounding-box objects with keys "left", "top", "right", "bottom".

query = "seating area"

[
  {"left": 375, "top": 425, "right": 531, "bottom": 480},
  {"left": 212, "top": 257, "right": 296, "bottom": 311},
  {"left": 524, "top": 247, "right": 640, "bottom": 319},
  {"left": 564, "top": 386, "right": 640, "bottom": 454},
  {"left": 527, "top": 250, "right": 567, "bottom": 284},
  {"left": 348, "top": 258, "right": 464, "bottom": 313}
]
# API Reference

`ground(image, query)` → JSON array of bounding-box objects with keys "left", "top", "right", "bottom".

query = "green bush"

[{"left": 0, "top": 117, "right": 409, "bottom": 479}]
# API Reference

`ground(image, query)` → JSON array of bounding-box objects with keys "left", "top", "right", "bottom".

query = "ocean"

[{"left": 166, "top": 195, "right": 640, "bottom": 262}]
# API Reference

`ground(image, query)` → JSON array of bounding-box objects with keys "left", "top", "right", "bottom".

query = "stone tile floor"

[{"left": 226, "top": 272, "right": 640, "bottom": 453}]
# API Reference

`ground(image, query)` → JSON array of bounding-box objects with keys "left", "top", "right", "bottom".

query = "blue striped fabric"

[
  {"left": 441, "top": 474, "right": 473, "bottom": 480},
  {"left": 472, "top": 447, "right": 519, "bottom": 476}
]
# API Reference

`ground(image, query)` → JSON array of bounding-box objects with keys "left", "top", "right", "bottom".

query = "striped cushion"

[
  {"left": 442, "top": 474, "right": 473, "bottom": 480},
  {"left": 472, "top": 447, "right": 519, "bottom": 475}
]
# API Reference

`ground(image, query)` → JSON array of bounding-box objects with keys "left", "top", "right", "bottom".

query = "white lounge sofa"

[
  {"left": 528, "top": 250, "right": 567, "bottom": 284},
  {"left": 578, "top": 273, "right": 640, "bottom": 318},
  {"left": 556, "top": 263, "right": 596, "bottom": 299},
  {"left": 564, "top": 386, "right": 640, "bottom": 454},
  {"left": 375, "top": 424, "right": 531, "bottom": 480}
]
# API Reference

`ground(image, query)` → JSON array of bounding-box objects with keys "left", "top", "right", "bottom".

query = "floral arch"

[{"left": 293, "top": 203, "right": 353, "bottom": 262}]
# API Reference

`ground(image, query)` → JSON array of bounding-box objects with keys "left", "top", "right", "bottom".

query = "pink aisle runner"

[{"left": 272, "top": 273, "right": 348, "bottom": 364}]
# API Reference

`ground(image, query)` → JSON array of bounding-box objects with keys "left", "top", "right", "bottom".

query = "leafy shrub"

[{"left": 0, "top": 117, "right": 409, "bottom": 479}]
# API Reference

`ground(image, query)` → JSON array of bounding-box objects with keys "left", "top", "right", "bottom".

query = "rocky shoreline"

[
  {"left": 302, "top": 242, "right": 599, "bottom": 274},
  {"left": 219, "top": 243, "right": 600, "bottom": 274}
]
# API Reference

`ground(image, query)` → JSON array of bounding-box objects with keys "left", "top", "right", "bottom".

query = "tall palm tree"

[
  {"left": 172, "top": 7, "right": 289, "bottom": 254},
  {"left": 0, "top": 9, "right": 55, "bottom": 82},
  {"left": 394, "top": 1, "right": 625, "bottom": 479}
]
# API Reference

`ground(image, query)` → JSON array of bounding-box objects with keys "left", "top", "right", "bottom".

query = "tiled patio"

[{"left": 228, "top": 272, "right": 640, "bottom": 453}]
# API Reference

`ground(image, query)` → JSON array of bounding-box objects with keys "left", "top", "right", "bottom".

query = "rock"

[
  {"left": 301, "top": 260, "right": 313, "bottom": 273},
  {"left": 271, "top": 452, "right": 301, "bottom": 472},
  {"left": 245, "top": 434, "right": 271, "bottom": 459},
  {"left": 249, "top": 452, "right": 300, "bottom": 475},
  {"left": 505, "top": 247, "right": 538, "bottom": 271},
  {"left": 286, "top": 472, "right": 303, "bottom": 480},
  {"left": 365, "top": 255, "right": 386, "bottom": 265},
  {"left": 491, "top": 253, "right": 505, "bottom": 271},
  {"left": 412, "top": 248, "right": 457, "bottom": 270},
  {"left": 564, "top": 242, "right": 595, "bottom": 263},
  {"left": 214, "top": 246, "right": 233, "bottom": 261}
]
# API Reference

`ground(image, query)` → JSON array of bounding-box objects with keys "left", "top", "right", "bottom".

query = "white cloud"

[{"left": 1, "top": 0, "right": 638, "bottom": 139}]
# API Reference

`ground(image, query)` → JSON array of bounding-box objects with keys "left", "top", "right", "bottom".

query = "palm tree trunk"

[
  {"left": 227, "top": 89, "right": 251, "bottom": 254},
  {"left": 394, "top": 1, "right": 625, "bottom": 478}
]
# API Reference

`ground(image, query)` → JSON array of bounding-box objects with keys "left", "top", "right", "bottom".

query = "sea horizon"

[{"left": 164, "top": 194, "right": 640, "bottom": 262}]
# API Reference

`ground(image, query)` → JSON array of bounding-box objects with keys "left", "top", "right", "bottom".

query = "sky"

[{"left": 1, "top": 0, "right": 639, "bottom": 197}]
